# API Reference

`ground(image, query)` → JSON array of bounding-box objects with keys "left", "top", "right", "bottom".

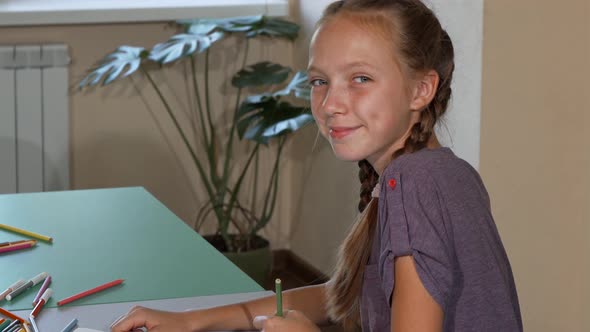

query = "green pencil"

[
  {"left": 275, "top": 278, "right": 283, "bottom": 317},
  {"left": 0, "top": 319, "right": 12, "bottom": 330}
]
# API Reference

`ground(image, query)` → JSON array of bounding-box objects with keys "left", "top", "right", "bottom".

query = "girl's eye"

[
  {"left": 309, "top": 79, "right": 327, "bottom": 87},
  {"left": 353, "top": 76, "right": 371, "bottom": 83}
]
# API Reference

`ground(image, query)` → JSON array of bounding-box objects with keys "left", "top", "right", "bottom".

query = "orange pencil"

[
  {"left": 57, "top": 279, "right": 124, "bottom": 306},
  {"left": 0, "top": 307, "right": 25, "bottom": 323},
  {"left": 0, "top": 240, "right": 34, "bottom": 247}
]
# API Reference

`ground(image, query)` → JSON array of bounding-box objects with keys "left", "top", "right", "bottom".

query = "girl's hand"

[
  {"left": 110, "top": 306, "right": 194, "bottom": 332},
  {"left": 253, "top": 310, "right": 321, "bottom": 332}
]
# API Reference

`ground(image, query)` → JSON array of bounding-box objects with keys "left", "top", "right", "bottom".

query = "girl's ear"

[{"left": 409, "top": 70, "right": 439, "bottom": 111}]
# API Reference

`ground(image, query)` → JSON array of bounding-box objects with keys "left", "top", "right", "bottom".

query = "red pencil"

[
  {"left": 57, "top": 279, "right": 124, "bottom": 306},
  {"left": 0, "top": 241, "right": 36, "bottom": 254}
]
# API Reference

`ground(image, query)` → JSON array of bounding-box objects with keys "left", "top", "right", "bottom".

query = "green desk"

[{"left": 0, "top": 187, "right": 266, "bottom": 326}]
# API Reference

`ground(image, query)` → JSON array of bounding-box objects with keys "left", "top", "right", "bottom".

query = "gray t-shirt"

[{"left": 360, "top": 147, "right": 522, "bottom": 331}]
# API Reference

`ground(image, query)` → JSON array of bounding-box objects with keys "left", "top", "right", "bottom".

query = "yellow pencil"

[{"left": 0, "top": 224, "right": 52, "bottom": 243}]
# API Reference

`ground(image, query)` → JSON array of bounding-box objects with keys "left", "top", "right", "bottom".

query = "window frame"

[{"left": 0, "top": 0, "right": 288, "bottom": 26}]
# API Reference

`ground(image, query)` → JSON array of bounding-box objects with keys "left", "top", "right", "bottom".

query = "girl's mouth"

[{"left": 329, "top": 126, "right": 361, "bottom": 139}]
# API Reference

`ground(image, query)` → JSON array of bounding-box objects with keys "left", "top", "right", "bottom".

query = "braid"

[{"left": 357, "top": 160, "right": 379, "bottom": 213}]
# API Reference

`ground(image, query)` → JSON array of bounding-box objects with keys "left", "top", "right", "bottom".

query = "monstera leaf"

[
  {"left": 149, "top": 31, "right": 224, "bottom": 64},
  {"left": 79, "top": 46, "right": 146, "bottom": 87},
  {"left": 179, "top": 15, "right": 299, "bottom": 41},
  {"left": 273, "top": 71, "right": 311, "bottom": 100},
  {"left": 232, "top": 62, "right": 291, "bottom": 88},
  {"left": 237, "top": 95, "right": 313, "bottom": 144},
  {"left": 243, "top": 16, "right": 299, "bottom": 40}
]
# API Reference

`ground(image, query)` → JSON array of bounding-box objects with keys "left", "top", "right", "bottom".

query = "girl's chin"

[{"left": 330, "top": 148, "right": 367, "bottom": 163}]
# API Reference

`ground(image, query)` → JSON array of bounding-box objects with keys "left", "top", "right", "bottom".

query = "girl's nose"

[{"left": 321, "top": 86, "right": 347, "bottom": 116}]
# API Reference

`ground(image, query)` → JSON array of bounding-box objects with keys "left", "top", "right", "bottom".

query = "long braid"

[{"left": 357, "top": 160, "right": 379, "bottom": 213}]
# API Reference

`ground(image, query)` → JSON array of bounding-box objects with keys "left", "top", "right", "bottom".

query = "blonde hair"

[{"left": 320, "top": 0, "right": 455, "bottom": 329}]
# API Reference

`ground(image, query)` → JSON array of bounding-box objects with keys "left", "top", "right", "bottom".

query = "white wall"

[{"left": 425, "top": 0, "right": 483, "bottom": 169}]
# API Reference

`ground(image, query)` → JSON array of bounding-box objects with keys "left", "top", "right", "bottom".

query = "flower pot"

[{"left": 204, "top": 234, "right": 272, "bottom": 287}]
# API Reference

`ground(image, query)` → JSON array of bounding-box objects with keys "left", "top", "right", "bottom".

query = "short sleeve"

[{"left": 377, "top": 166, "right": 455, "bottom": 312}]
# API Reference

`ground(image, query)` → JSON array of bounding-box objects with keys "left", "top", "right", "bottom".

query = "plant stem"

[
  {"left": 225, "top": 142, "right": 261, "bottom": 223},
  {"left": 140, "top": 66, "right": 216, "bottom": 206},
  {"left": 190, "top": 55, "right": 209, "bottom": 148},
  {"left": 218, "top": 39, "right": 250, "bottom": 252},
  {"left": 254, "top": 137, "right": 286, "bottom": 234},
  {"left": 204, "top": 49, "right": 220, "bottom": 189},
  {"left": 221, "top": 39, "right": 250, "bottom": 198},
  {"left": 251, "top": 146, "right": 259, "bottom": 215}
]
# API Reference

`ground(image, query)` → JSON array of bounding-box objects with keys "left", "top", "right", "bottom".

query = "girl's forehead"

[{"left": 308, "top": 15, "right": 401, "bottom": 72}]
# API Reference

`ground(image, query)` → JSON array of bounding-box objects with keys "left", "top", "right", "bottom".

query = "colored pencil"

[
  {"left": 0, "top": 308, "right": 25, "bottom": 323},
  {"left": 57, "top": 279, "right": 124, "bottom": 306},
  {"left": 32, "top": 275, "right": 51, "bottom": 306},
  {"left": 0, "top": 279, "right": 26, "bottom": 301},
  {"left": 27, "top": 318, "right": 38, "bottom": 332},
  {"left": 60, "top": 318, "right": 77, "bottom": 332},
  {"left": 0, "top": 224, "right": 52, "bottom": 243},
  {"left": 0, "top": 240, "right": 33, "bottom": 248},
  {"left": 30, "top": 288, "right": 52, "bottom": 319},
  {"left": 6, "top": 272, "right": 48, "bottom": 301},
  {"left": 275, "top": 278, "right": 283, "bottom": 317},
  {"left": 0, "top": 320, "right": 10, "bottom": 331},
  {"left": 0, "top": 242, "right": 36, "bottom": 255},
  {"left": 0, "top": 319, "right": 18, "bottom": 332}
]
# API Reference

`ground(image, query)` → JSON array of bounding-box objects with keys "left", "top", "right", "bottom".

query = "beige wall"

[{"left": 481, "top": 0, "right": 590, "bottom": 331}]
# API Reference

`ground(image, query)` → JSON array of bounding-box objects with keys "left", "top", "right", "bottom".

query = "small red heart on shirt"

[{"left": 388, "top": 178, "right": 396, "bottom": 190}]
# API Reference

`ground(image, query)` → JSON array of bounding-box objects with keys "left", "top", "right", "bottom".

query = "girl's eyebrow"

[
  {"left": 307, "top": 63, "right": 327, "bottom": 74},
  {"left": 307, "top": 61, "right": 376, "bottom": 74}
]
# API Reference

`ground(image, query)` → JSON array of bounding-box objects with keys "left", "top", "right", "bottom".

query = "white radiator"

[{"left": 0, "top": 44, "right": 70, "bottom": 194}]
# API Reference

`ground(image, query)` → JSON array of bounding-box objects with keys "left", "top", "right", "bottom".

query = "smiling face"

[{"left": 308, "top": 14, "right": 421, "bottom": 173}]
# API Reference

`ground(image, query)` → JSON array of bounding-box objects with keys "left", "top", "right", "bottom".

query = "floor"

[{"left": 264, "top": 249, "right": 329, "bottom": 290}]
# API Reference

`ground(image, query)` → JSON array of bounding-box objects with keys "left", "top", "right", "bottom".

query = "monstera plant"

[{"left": 79, "top": 16, "right": 313, "bottom": 283}]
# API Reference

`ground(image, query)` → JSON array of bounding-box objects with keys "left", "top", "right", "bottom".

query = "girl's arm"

[
  {"left": 190, "top": 282, "right": 330, "bottom": 330},
  {"left": 391, "top": 256, "right": 443, "bottom": 332},
  {"left": 111, "top": 283, "right": 330, "bottom": 331}
]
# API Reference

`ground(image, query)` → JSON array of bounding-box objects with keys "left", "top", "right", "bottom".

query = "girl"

[{"left": 111, "top": 0, "right": 523, "bottom": 331}]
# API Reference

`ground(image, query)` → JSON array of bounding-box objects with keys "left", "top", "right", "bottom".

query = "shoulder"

[
  {"left": 382, "top": 147, "right": 481, "bottom": 186},
  {"left": 383, "top": 147, "right": 469, "bottom": 177},
  {"left": 379, "top": 147, "right": 488, "bottom": 204}
]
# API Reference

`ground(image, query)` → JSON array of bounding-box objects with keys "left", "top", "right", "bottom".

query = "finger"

[
  {"left": 110, "top": 306, "right": 146, "bottom": 327},
  {"left": 253, "top": 315, "right": 268, "bottom": 329},
  {"left": 110, "top": 314, "right": 126, "bottom": 328},
  {"left": 110, "top": 308, "right": 149, "bottom": 332}
]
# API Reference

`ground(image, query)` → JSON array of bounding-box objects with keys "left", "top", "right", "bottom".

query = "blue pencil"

[{"left": 60, "top": 318, "right": 78, "bottom": 332}]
